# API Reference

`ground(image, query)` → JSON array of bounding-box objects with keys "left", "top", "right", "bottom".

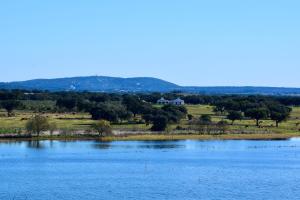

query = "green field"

[{"left": 0, "top": 104, "right": 300, "bottom": 136}]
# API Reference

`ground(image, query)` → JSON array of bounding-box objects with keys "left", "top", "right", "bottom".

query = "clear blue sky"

[{"left": 0, "top": 0, "right": 299, "bottom": 87}]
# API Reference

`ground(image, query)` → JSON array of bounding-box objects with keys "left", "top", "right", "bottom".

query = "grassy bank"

[{"left": 0, "top": 104, "right": 300, "bottom": 139}]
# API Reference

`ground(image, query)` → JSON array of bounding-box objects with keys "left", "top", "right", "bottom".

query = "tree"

[
  {"left": 270, "top": 106, "right": 291, "bottom": 127},
  {"left": 49, "top": 122, "right": 57, "bottom": 136},
  {"left": 142, "top": 114, "right": 153, "bottom": 126},
  {"left": 213, "top": 102, "right": 226, "bottom": 114},
  {"left": 199, "top": 114, "right": 212, "bottom": 125},
  {"left": 227, "top": 111, "right": 243, "bottom": 125},
  {"left": 216, "top": 120, "right": 229, "bottom": 134},
  {"left": 245, "top": 108, "right": 269, "bottom": 126},
  {"left": 77, "top": 99, "right": 93, "bottom": 112},
  {"left": 90, "top": 102, "right": 132, "bottom": 122},
  {"left": 90, "top": 105, "right": 118, "bottom": 122},
  {"left": 1, "top": 100, "right": 21, "bottom": 117},
  {"left": 187, "top": 114, "right": 194, "bottom": 121},
  {"left": 161, "top": 104, "right": 187, "bottom": 123},
  {"left": 91, "top": 120, "right": 112, "bottom": 137},
  {"left": 56, "top": 98, "right": 77, "bottom": 111},
  {"left": 151, "top": 115, "right": 168, "bottom": 131},
  {"left": 122, "top": 95, "right": 144, "bottom": 117},
  {"left": 26, "top": 115, "right": 50, "bottom": 137}
]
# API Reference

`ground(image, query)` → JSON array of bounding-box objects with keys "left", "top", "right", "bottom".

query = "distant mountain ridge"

[
  {"left": 0, "top": 76, "right": 300, "bottom": 95},
  {"left": 0, "top": 76, "right": 180, "bottom": 92}
]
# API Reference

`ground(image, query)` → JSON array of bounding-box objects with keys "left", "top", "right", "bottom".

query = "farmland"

[{"left": 1, "top": 103, "right": 300, "bottom": 140}]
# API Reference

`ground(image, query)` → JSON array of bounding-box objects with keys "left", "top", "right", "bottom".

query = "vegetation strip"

[{"left": 0, "top": 90, "right": 300, "bottom": 140}]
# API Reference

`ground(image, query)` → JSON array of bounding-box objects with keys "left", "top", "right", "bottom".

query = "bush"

[
  {"left": 151, "top": 115, "right": 168, "bottom": 131},
  {"left": 199, "top": 114, "right": 212, "bottom": 125},
  {"left": 91, "top": 120, "right": 112, "bottom": 137},
  {"left": 216, "top": 120, "right": 229, "bottom": 134},
  {"left": 26, "top": 115, "right": 50, "bottom": 137},
  {"left": 90, "top": 102, "right": 132, "bottom": 122}
]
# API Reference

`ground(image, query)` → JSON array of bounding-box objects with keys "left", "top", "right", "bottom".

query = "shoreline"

[{"left": 0, "top": 133, "right": 299, "bottom": 142}]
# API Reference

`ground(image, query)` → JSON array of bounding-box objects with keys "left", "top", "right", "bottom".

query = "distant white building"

[
  {"left": 157, "top": 97, "right": 185, "bottom": 105},
  {"left": 157, "top": 97, "right": 170, "bottom": 105},
  {"left": 170, "top": 98, "right": 185, "bottom": 105}
]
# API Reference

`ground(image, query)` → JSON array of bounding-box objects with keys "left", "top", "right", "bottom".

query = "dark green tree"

[
  {"left": 151, "top": 115, "right": 168, "bottom": 131},
  {"left": 270, "top": 106, "right": 291, "bottom": 127},
  {"left": 56, "top": 98, "right": 77, "bottom": 111},
  {"left": 90, "top": 102, "right": 132, "bottom": 122},
  {"left": 122, "top": 95, "right": 144, "bottom": 117},
  {"left": 161, "top": 105, "right": 187, "bottom": 123},
  {"left": 245, "top": 108, "right": 269, "bottom": 126},
  {"left": 199, "top": 114, "right": 212, "bottom": 125},
  {"left": 142, "top": 114, "right": 153, "bottom": 126},
  {"left": 1, "top": 100, "right": 22, "bottom": 117},
  {"left": 187, "top": 114, "right": 194, "bottom": 121},
  {"left": 227, "top": 111, "right": 243, "bottom": 125}
]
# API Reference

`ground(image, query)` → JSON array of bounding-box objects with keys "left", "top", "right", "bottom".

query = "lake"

[{"left": 1, "top": 139, "right": 300, "bottom": 200}]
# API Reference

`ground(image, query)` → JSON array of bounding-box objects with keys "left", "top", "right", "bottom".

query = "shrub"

[
  {"left": 199, "top": 114, "right": 212, "bottom": 125},
  {"left": 26, "top": 115, "right": 50, "bottom": 137},
  {"left": 91, "top": 120, "right": 112, "bottom": 137},
  {"left": 151, "top": 115, "right": 168, "bottom": 131},
  {"left": 217, "top": 120, "right": 229, "bottom": 134}
]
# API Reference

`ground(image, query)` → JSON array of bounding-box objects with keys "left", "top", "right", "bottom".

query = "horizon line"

[{"left": 0, "top": 75, "right": 299, "bottom": 89}]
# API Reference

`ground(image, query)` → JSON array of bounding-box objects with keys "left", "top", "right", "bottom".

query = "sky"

[{"left": 0, "top": 0, "right": 299, "bottom": 87}]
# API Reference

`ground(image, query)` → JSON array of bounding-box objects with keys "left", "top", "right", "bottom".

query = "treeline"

[
  {"left": 0, "top": 90, "right": 188, "bottom": 131},
  {"left": 0, "top": 89, "right": 296, "bottom": 130},
  {"left": 1, "top": 89, "right": 300, "bottom": 106},
  {"left": 214, "top": 99, "right": 291, "bottom": 127}
]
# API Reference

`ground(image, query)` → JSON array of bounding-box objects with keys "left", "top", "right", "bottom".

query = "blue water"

[{"left": 1, "top": 139, "right": 300, "bottom": 200}]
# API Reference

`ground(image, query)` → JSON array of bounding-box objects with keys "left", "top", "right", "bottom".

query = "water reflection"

[
  {"left": 136, "top": 144, "right": 185, "bottom": 149},
  {"left": 93, "top": 143, "right": 112, "bottom": 149},
  {"left": 137, "top": 141, "right": 185, "bottom": 149},
  {"left": 1, "top": 138, "right": 299, "bottom": 151},
  {"left": 91, "top": 141, "right": 186, "bottom": 150},
  {"left": 26, "top": 140, "right": 45, "bottom": 149}
]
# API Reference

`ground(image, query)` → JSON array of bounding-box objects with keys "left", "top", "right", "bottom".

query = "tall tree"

[
  {"left": 269, "top": 106, "right": 291, "bottom": 127},
  {"left": 227, "top": 111, "right": 243, "bottom": 125},
  {"left": 1, "top": 100, "right": 21, "bottom": 117},
  {"left": 122, "top": 95, "right": 143, "bottom": 117},
  {"left": 245, "top": 108, "right": 269, "bottom": 126},
  {"left": 26, "top": 115, "right": 50, "bottom": 137},
  {"left": 151, "top": 115, "right": 168, "bottom": 131}
]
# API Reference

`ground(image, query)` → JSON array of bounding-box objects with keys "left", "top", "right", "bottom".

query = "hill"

[
  {"left": 0, "top": 76, "right": 300, "bottom": 95},
  {"left": 0, "top": 76, "right": 180, "bottom": 92}
]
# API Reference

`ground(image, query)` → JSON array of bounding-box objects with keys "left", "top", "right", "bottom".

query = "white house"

[
  {"left": 157, "top": 97, "right": 185, "bottom": 105},
  {"left": 170, "top": 98, "right": 185, "bottom": 105},
  {"left": 157, "top": 97, "right": 170, "bottom": 104}
]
